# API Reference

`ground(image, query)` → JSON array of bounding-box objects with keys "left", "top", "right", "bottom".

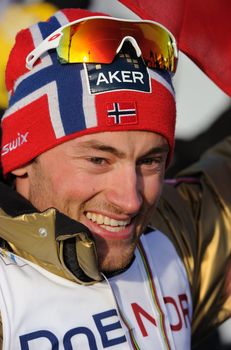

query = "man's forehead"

[{"left": 67, "top": 131, "right": 169, "bottom": 154}]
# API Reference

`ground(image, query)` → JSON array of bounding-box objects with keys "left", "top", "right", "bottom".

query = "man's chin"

[
  {"left": 90, "top": 226, "right": 139, "bottom": 274},
  {"left": 97, "top": 242, "right": 137, "bottom": 274}
]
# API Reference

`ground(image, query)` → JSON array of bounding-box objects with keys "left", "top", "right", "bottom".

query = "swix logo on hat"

[
  {"left": 86, "top": 43, "right": 151, "bottom": 95},
  {"left": 106, "top": 102, "right": 138, "bottom": 126}
]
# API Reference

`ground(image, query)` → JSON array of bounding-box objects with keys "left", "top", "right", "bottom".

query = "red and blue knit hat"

[{"left": 1, "top": 8, "right": 176, "bottom": 175}]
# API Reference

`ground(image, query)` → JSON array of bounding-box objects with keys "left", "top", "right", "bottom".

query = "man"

[{"left": 0, "top": 7, "right": 230, "bottom": 350}]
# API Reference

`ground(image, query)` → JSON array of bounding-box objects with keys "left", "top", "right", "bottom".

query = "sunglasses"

[{"left": 26, "top": 16, "right": 178, "bottom": 73}]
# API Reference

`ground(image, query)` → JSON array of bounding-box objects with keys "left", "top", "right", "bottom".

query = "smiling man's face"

[{"left": 14, "top": 131, "right": 168, "bottom": 272}]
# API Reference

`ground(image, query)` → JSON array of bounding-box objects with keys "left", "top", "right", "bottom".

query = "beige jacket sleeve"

[{"left": 150, "top": 137, "right": 231, "bottom": 346}]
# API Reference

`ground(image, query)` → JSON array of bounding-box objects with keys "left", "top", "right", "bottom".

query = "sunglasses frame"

[{"left": 26, "top": 15, "right": 178, "bottom": 71}]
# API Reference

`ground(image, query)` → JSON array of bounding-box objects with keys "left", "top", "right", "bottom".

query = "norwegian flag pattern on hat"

[{"left": 1, "top": 8, "right": 176, "bottom": 174}]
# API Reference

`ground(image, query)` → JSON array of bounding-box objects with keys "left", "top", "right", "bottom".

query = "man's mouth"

[{"left": 86, "top": 212, "right": 131, "bottom": 232}]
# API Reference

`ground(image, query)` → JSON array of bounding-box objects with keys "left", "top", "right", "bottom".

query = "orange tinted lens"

[
  {"left": 57, "top": 19, "right": 121, "bottom": 64},
  {"left": 134, "top": 23, "right": 176, "bottom": 72},
  {"left": 57, "top": 18, "right": 176, "bottom": 72}
]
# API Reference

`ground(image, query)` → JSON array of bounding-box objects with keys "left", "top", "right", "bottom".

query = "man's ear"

[
  {"left": 11, "top": 166, "right": 28, "bottom": 177},
  {"left": 11, "top": 166, "right": 31, "bottom": 198}
]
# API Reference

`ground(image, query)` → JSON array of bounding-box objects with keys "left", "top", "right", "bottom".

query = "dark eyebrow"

[
  {"left": 141, "top": 145, "right": 169, "bottom": 158},
  {"left": 76, "top": 140, "right": 126, "bottom": 158},
  {"left": 76, "top": 140, "right": 169, "bottom": 158}
]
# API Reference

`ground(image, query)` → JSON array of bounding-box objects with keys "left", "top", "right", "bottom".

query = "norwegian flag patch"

[{"left": 106, "top": 102, "right": 138, "bottom": 126}]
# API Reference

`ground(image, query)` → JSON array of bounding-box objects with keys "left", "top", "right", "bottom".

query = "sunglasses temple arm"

[{"left": 26, "top": 33, "right": 62, "bottom": 70}]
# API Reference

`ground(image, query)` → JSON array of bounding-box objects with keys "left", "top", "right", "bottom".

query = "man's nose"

[{"left": 106, "top": 165, "right": 143, "bottom": 215}]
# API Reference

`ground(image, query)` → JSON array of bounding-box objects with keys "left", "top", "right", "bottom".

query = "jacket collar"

[{"left": 0, "top": 182, "right": 102, "bottom": 284}]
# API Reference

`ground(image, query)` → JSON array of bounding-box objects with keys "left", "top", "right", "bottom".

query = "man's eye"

[
  {"left": 138, "top": 157, "right": 161, "bottom": 166},
  {"left": 137, "top": 156, "right": 166, "bottom": 174},
  {"left": 89, "top": 157, "right": 106, "bottom": 165}
]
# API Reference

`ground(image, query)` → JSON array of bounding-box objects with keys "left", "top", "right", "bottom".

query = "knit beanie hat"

[{"left": 1, "top": 8, "right": 176, "bottom": 175}]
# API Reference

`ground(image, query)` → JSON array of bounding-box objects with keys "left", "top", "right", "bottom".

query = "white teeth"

[
  {"left": 97, "top": 214, "right": 104, "bottom": 225},
  {"left": 86, "top": 212, "right": 130, "bottom": 228},
  {"left": 91, "top": 213, "right": 97, "bottom": 222},
  {"left": 101, "top": 225, "right": 125, "bottom": 232},
  {"left": 104, "top": 216, "right": 111, "bottom": 225}
]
